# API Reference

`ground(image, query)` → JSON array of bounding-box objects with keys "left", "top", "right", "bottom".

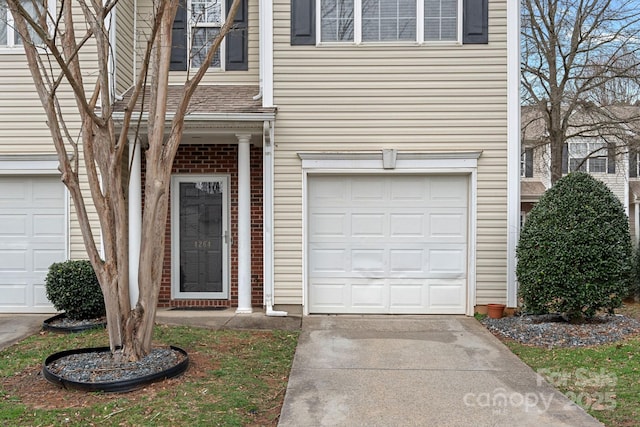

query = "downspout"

[
  {"left": 263, "top": 120, "right": 286, "bottom": 317},
  {"left": 260, "top": 0, "right": 284, "bottom": 316},
  {"left": 506, "top": 0, "right": 521, "bottom": 308}
]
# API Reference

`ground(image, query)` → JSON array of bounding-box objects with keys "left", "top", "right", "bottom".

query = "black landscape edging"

[
  {"left": 42, "top": 346, "right": 189, "bottom": 393},
  {"left": 42, "top": 313, "right": 106, "bottom": 333}
]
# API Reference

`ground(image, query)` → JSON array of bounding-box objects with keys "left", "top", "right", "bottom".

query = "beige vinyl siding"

[
  {"left": 115, "top": 0, "right": 136, "bottom": 94},
  {"left": 135, "top": 0, "right": 259, "bottom": 85},
  {"left": 272, "top": 0, "right": 509, "bottom": 306},
  {"left": 0, "top": 10, "right": 103, "bottom": 261}
]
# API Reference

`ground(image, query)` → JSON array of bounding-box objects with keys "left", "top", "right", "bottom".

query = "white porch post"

[
  {"left": 236, "top": 134, "right": 253, "bottom": 313},
  {"left": 128, "top": 140, "right": 142, "bottom": 307}
]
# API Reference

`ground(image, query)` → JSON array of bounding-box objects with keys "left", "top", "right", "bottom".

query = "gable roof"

[{"left": 521, "top": 104, "right": 640, "bottom": 145}]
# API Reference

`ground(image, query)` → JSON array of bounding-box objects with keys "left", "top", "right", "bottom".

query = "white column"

[
  {"left": 128, "top": 141, "right": 142, "bottom": 307},
  {"left": 236, "top": 134, "right": 252, "bottom": 313}
]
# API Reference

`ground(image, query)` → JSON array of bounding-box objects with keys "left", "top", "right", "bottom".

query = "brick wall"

[{"left": 149, "top": 144, "right": 264, "bottom": 309}]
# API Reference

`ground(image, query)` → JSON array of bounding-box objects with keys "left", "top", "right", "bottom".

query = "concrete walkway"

[{"left": 278, "top": 316, "right": 603, "bottom": 427}]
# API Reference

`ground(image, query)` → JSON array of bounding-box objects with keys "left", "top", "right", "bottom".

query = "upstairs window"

[
  {"left": 568, "top": 141, "right": 608, "bottom": 173},
  {"left": 319, "top": 0, "right": 458, "bottom": 44},
  {"left": 521, "top": 147, "right": 533, "bottom": 178},
  {"left": 190, "top": 0, "right": 222, "bottom": 68},
  {"left": 0, "top": 0, "right": 45, "bottom": 48},
  {"left": 171, "top": 0, "right": 248, "bottom": 71},
  {"left": 292, "top": 0, "right": 487, "bottom": 46}
]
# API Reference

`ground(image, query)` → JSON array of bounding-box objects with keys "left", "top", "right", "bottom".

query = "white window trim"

[
  {"left": 188, "top": 0, "right": 226, "bottom": 70},
  {"left": 0, "top": 0, "right": 55, "bottom": 52},
  {"left": 316, "top": 0, "right": 462, "bottom": 46},
  {"left": 298, "top": 150, "right": 480, "bottom": 316}
]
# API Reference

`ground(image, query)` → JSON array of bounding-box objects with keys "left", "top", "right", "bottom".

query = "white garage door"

[
  {"left": 0, "top": 176, "right": 66, "bottom": 313},
  {"left": 308, "top": 174, "right": 468, "bottom": 314}
]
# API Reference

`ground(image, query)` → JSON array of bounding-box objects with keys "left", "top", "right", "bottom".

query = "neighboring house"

[
  {"left": 0, "top": 0, "right": 521, "bottom": 316},
  {"left": 521, "top": 105, "right": 640, "bottom": 243}
]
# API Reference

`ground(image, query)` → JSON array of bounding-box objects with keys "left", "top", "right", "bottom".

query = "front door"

[{"left": 171, "top": 176, "right": 229, "bottom": 299}]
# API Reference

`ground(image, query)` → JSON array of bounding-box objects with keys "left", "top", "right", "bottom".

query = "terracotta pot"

[{"left": 487, "top": 303, "right": 506, "bottom": 319}]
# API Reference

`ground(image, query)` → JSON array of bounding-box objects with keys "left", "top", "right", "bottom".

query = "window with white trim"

[
  {"left": 320, "top": 0, "right": 459, "bottom": 43},
  {"left": 0, "top": 0, "right": 45, "bottom": 47},
  {"left": 189, "top": 0, "right": 222, "bottom": 68},
  {"left": 568, "top": 141, "right": 607, "bottom": 173}
]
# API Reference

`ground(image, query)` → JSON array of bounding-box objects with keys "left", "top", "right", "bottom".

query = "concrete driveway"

[
  {"left": 0, "top": 314, "right": 48, "bottom": 352},
  {"left": 278, "top": 316, "right": 603, "bottom": 427}
]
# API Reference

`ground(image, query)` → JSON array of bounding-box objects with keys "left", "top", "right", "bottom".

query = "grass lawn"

[
  {"left": 0, "top": 325, "right": 299, "bottom": 426},
  {"left": 504, "top": 302, "right": 640, "bottom": 427}
]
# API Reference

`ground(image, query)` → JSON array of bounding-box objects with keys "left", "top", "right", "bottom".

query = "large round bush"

[
  {"left": 516, "top": 172, "right": 632, "bottom": 321},
  {"left": 45, "top": 260, "right": 106, "bottom": 320}
]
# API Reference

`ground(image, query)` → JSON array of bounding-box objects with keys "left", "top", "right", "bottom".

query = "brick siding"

[{"left": 145, "top": 144, "right": 264, "bottom": 309}]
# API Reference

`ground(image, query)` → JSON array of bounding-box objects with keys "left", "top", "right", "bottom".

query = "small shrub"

[
  {"left": 45, "top": 260, "right": 106, "bottom": 320},
  {"left": 516, "top": 172, "right": 632, "bottom": 321}
]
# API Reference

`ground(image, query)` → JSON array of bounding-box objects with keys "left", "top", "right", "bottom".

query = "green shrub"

[
  {"left": 516, "top": 172, "right": 632, "bottom": 321},
  {"left": 631, "top": 243, "right": 640, "bottom": 300},
  {"left": 45, "top": 260, "right": 106, "bottom": 320}
]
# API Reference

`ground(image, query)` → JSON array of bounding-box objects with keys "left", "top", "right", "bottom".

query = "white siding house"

[{"left": 0, "top": 0, "right": 521, "bottom": 315}]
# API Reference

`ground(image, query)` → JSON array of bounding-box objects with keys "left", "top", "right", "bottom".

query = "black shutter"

[
  {"left": 170, "top": 0, "right": 188, "bottom": 71},
  {"left": 525, "top": 148, "right": 534, "bottom": 178},
  {"left": 291, "top": 0, "right": 316, "bottom": 45},
  {"left": 631, "top": 149, "right": 638, "bottom": 178},
  {"left": 463, "top": 0, "right": 488, "bottom": 44},
  {"left": 226, "top": 0, "right": 248, "bottom": 70},
  {"left": 562, "top": 143, "right": 568, "bottom": 174},
  {"left": 607, "top": 145, "right": 616, "bottom": 174}
]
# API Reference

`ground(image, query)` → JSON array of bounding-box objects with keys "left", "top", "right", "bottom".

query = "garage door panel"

[
  {"left": 309, "top": 281, "right": 349, "bottom": 310},
  {"left": 0, "top": 250, "right": 27, "bottom": 271},
  {"left": 352, "top": 214, "right": 385, "bottom": 237},
  {"left": 389, "top": 282, "right": 428, "bottom": 310},
  {"left": 310, "top": 247, "right": 348, "bottom": 273},
  {"left": 352, "top": 249, "right": 385, "bottom": 273},
  {"left": 0, "top": 215, "right": 27, "bottom": 236},
  {"left": 430, "top": 176, "right": 468, "bottom": 202},
  {"left": 34, "top": 285, "right": 52, "bottom": 307},
  {"left": 352, "top": 282, "right": 386, "bottom": 308},
  {"left": 0, "top": 179, "right": 28, "bottom": 205},
  {"left": 0, "top": 284, "right": 29, "bottom": 306},
  {"left": 34, "top": 249, "right": 66, "bottom": 272},
  {"left": 352, "top": 178, "right": 385, "bottom": 201},
  {"left": 390, "top": 214, "right": 425, "bottom": 237},
  {"left": 429, "top": 248, "right": 466, "bottom": 274},
  {"left": 428, "top": 280, "right": 466, "bottom": 313},
  {"left": 391, "top": 177, "right": 428, "bottom": 201},
  {"left": 33, "top": 215, "right": 66, "bottom": 237},
  {"left": 33, "top": 179, "right": 65, "bottom": 201},
  {"left": 389, "top": 249, "right": 425, "bottom": 273},
  {"left": 308, "top": 177, "right": 347, "bottom": 204},
  {"left": 430, "top": 213, "right": 466, "bottom": 239},
  {"left": 310, "top": 213, "right": 347, "bottom": 238},
  {"left": 308, "top": 175, "right": 468, "bottom": 314}
]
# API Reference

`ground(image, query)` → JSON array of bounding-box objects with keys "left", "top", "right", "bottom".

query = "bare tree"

[
  {"left": 6, "top": 0, "right": 242, "bottom": 360},
  {"left": 522, "top": 0, "right": 640, "bottom": 183}
]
